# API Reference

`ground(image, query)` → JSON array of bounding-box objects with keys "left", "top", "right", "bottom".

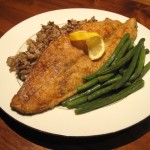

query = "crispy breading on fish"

[{"left": 10, "top": 18, "right": 137, "bottom": 114}]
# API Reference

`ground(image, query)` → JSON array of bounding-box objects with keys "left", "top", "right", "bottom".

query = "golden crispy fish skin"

[{"left": 10, "top": 18, "right": 137, "bottom": 114}]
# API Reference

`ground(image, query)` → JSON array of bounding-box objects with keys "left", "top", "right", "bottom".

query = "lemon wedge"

[
  {"left": 86, "top": 36, "right": 105, "bottom": 60},
  {"left": 69, "top": 31, "right": 105, "bottom": 60}
]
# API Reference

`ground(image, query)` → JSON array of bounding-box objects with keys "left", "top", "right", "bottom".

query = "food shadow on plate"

[{"left": 0, "top": 108, "right": 150, "bottom": 150}]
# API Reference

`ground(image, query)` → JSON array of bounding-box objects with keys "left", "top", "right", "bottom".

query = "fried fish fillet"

[{"left": 10, "top": 18, "right": 137, "bottom": 114}]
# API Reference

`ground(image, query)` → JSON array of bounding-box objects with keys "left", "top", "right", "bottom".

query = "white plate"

[{"left": 0, "top": 8, "right": 150, "bottom": 137}]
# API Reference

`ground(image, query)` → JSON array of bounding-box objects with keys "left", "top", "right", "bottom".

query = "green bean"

[
  {"left": 129, "top": 48, "right": 146, "bottom": 82},
  {"left": 66, "top": 72, "right": 117, "bottom": 107},
  {"left": 118, "top": 57, "right": 132, "bottom": 74},
  {"left": 101, "top": 33, "right": 130, "bottom": 67},
  {"left": 102, "top": 74, "right": 122, "bottom": 87},
  {"left": 113, "top": 38, "right": 145, "bottom": 89},
  {"left": 67, "top": 83, "right": 116, "bottom": 108},
  {"left": 77, "top": 73, "right": 115, "bottom": 92},
  {"left": 146, "top": 48, "right": 150, "bottom": 54},
  {"left": 137, "top": 61, "right": 150, "bottom": 80},
  {"left": 61, "top": 84, "right": 101, "bottom": 106},
  {"left": 67, "top": 74, "right": 115, "bottom": 107},
  {"left": 61, "top": 100, "right": 69, "bottom": 107},
  {"left": 124, "top": 82, "right": 132, "bottom": 87},
  {"left": 83, "top": 70, "right": 98, "bottom": 82},
  {"left": 87, "top": 39, "right": 145, "bottom": 101},
  {"left": 83, "top": 33, "right": 130, "bottom": 81},
  {"left": 119, "top": 68, "right": 127, "bottom": 75},
  {"left": 75, "top": 79, "right": 144, "bottom": 115},
  {"left": 67, "top": 82, "right": 117, "bottom": 108},
  {"left": 77, "top": 78, "right": 99, "bottom": 92},
  {"left": 97, "top": 73, "right": 115, "bottom": 82},
  {"left": 88, "top": 84, "right": 115, "bottom": 101},
  {"left": 66, "top": 95, "right": 88, "bottom": 109},
  {"left": 128, "top": 39, "right": 134, "bottom": 50},
  {"left": 118, "top": 49, "right": 133, "bottom": 75},
  {"left": 71, "top": 74, "right": 122, "bottom": 105},
  {"left": 97, "top": 47, "right": 135, "bottom": 76},
  {"left": 112, "top": 38, "right": 132, "bottom": 65}
]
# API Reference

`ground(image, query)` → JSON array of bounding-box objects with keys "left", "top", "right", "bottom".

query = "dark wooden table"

[{"left": 0, "top": 0, "right": 150, "bottom": 149}]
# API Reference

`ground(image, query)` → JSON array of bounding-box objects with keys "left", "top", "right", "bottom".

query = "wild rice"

[{"left": 7, "top": 17, "right": 97, "bottom": 81}]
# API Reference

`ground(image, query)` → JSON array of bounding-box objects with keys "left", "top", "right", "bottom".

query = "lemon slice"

[
  {"left": 86, "top": 36, "right": 105, "bottom": 60},
  {"left": 69, "top": 31, "right": 105, "bottom": 60}
]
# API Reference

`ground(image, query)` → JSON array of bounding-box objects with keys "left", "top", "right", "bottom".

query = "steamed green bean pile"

[{"left": 62, "top": 33, "right": 150, "bottom": 115}]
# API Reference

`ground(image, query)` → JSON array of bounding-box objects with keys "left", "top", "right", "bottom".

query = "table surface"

[{"left": 0, "top": 0, "right": 150, "bottom": 149}]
